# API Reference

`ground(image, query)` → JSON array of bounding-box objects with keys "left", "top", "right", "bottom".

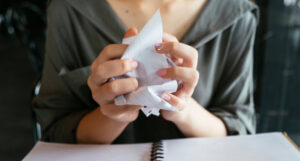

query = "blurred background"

[{"left": 0, "top": 0, "right": 299, "bottom": 160}]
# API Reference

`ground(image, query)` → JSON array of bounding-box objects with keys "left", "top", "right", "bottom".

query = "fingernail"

[
  {"left": 162, "top": 93, "right": 171, "bottom": 101},
  {"left": 157, "top": 69, "right": 167, "bottom": 77},
  {"left": 130, "top": 60, "right": 138, "bottom": 68},
  {"left": 155, "top": 43, "right": 164, "bottom": 51}
]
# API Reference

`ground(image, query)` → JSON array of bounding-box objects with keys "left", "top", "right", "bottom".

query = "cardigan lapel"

[
  {"left": 65, "top": 0, "right": 126, "bottom": 44},
  {"left": 181, "top": 0, "right": 259, "bottom": 48}
]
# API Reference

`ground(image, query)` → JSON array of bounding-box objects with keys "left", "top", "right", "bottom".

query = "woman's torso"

[{"left": 41, "top": 0, "right": 258, "bottom": 143}]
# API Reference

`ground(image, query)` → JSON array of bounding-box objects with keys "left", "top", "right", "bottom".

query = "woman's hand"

[
  {"left": 87, "top": 28, "right": 142, "bottom": 123},
  {"left": 156, "top": 33, "right": 200, "bottom": 123},
  {"left": 156, "top": 33, "right": 227, "bottom": 137}
]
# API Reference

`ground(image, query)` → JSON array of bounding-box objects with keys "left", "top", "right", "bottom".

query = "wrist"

[
  {"left": 170, "top": 98, "right": 204, "bottom": 133},
  {"left": 76, "top": 106, "right": 129, "bottom": 144},
  {"left": 169, "top": 101, "right": 191, "bottom": 125},
  {"left": 97, "top": 107, "right": 130, "bottom": 126}
]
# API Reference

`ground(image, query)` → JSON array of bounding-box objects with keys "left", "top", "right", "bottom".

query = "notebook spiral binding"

[{"left": 151, "top": 141, "right": 164, "bottom": 161}]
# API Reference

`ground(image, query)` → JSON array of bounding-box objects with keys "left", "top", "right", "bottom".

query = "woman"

[{"left": 33, "top": 0, "right": 258, "bottom": 144}]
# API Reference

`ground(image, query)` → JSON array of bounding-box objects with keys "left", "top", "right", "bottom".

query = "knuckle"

[
  {"left": 170, "top": 42, "right": 179, "bottom": 51},
  {"left": 191, "top": 48, "right": 198, "bottom": 60},
  {"left": 91, "top": 62, "right": 96, "bottom": 73},
  {"left": 106, "top": 81, "right": 118, "bottom": 94},
  {"left": 87, "top": 76, "right": 93, "bottom": 88},
  {"left": 121, "top": 60, "right": 131, "bottom": 72},
  {"left": 192, "top": 69, "right": 200, "bottom": 85},
  {"left": 192, "top": 48, "right": 198, "bottom": 56},
  {"left": 194, "top": 69, "right": 200, "bottom": 80},
  {"left": 91, "top": 88, "right": 104, "bottom": 105},
  {"left": 93, "top": 65, "right": 105, "bottom": 83},
  {"left": 102, "top": 45, "right": 113, "bottom": 55},
  {"left": 91, "top": 92, "right": 98, "bottom": 102},
  {"left": 91, "top": 92, "right": 102, "bottom": 105},
  {"left": 170, "top": 67, "right": 179, "bottom": 76},
  {"left": 129, "top": 78, "right": 139, "bottom": 89},
  {"left": 94, "top": 64, "right": 103, "bottom": 76}
]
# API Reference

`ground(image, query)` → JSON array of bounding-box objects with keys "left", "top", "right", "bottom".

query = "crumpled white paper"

[{"left": 114, "top": 10, "right": 178, "bottom": 117}]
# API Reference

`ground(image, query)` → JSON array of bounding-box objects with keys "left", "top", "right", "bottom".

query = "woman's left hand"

[{"left": 155, "top": 33, "right": 200, "bottom": 123}]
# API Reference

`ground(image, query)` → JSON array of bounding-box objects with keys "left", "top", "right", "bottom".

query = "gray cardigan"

[{"left": 33, "top": 0, "right": 259, "bottom": 143}]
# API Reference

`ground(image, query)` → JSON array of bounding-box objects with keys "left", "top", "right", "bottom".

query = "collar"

[{"left": 64, "top": 0, "right": 258, "bottom": 46}]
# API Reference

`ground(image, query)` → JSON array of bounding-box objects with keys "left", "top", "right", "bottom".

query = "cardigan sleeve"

[
  {"left": 33, "top": 0, "right": 95, "bottom": 143},
  {"left": 208, "top": 11, "right": 258, "bottom": 135}
]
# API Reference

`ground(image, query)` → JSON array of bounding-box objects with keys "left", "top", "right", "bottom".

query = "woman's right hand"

[{"left": 87, "top": 28, "right": 142, "bottom": 123}]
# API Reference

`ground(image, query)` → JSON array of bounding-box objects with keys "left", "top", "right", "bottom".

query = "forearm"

[
  {"left": 173, "top": 99, "right": 227, "bottom": 137},
  {"left": 76, "top": 107, "right": 128, "bottom": 144}
]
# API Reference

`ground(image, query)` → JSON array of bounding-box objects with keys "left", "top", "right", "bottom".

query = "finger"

[
  {"left": 93, "top": 78, "right": 139, "bottom": 103},
  {"left": 162, "top": 93, "right": 184, "bottom": 111},
  {"left": 157, "top": 67, "right": 199, "bottom": 96},
  {"left": 124, "top": 27, "right": 138, "bottom": 39},
  {"left": 162, "top": 33, "right": 182, "bottom": 64},
  {"left": 171, "top": 56, "right": 184, "bottom": 66},
  {"left": 93, "top": 28, "right": 138, "bottom": 70},
  {"left": 163, "top": 32, "right": 179, "bottom": 42},
  {"left": 91, "top": 59, "right": 138, "bottom": 85},
  {"left": 161, "top": 33, "right": 183, "bottom": 65},
  {"left": 94, "top": 44, "right": 128, "bottom": 66},
  {"left": 157, "top": 67, "right": 199, "bottom": 84},
  {"left": 155, "top": 42, "right": 198, "bottom": 68}
]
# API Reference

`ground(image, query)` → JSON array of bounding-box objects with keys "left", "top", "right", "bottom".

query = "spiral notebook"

[{"left": 23, "top": 132, "right": 300, "bottom": 161}]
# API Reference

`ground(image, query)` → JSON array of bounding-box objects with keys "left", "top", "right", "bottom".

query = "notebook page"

[
  {"left": 164, "top": 132, "right": 300, "bottom": 161},
  {"left": 23, "top": 141, "right": 151, "bottom": 161}
]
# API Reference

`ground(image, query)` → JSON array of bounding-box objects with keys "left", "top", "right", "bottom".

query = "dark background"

[{"left": 0, "top": 0, "right": 299, "bottom": 160}]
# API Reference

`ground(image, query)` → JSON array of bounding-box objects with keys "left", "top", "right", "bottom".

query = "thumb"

[{"left": 123, "top": 27, "right": 138, "bottom": 39}]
